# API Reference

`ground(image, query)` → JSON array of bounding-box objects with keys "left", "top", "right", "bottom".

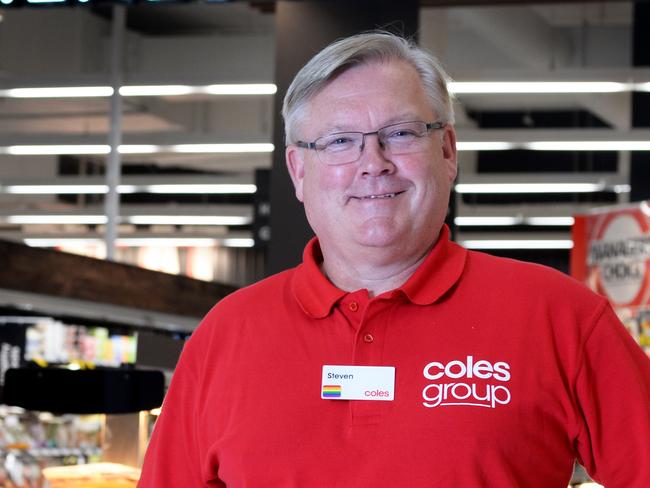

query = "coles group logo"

[{"left": 421, "top": 356, "right": 512, "bottom": 409}]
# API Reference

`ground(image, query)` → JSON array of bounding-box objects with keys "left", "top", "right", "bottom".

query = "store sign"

[{"left": 572, "top": 201, "right": 650, "bottom": 355}]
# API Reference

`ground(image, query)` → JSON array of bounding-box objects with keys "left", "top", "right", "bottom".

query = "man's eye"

[
  {"left": 321, "top": 136, "right": 355, "bottom": 151},
  {"left": 330, "top": 137, "right": 352, "bottom": 145},
  {"left": 388, "top": 130, "right": 417, "bottom": 139}
]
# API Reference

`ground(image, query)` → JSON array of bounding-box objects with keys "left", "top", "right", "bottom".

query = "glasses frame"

[{"left": 294, "top": 120, "right": 447, "bottom": 166}]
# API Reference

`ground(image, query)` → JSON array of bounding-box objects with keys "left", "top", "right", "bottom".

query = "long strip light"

[
  {"left": 23, "top": 237, "right": 255, "bottom": 248},
  {"left": 3, "top": 140, "right": 650, "bottom": 156},
  {"left": 455, "top": 182, "right": 606, "bottom": 193},
  {"left": 461, "top": 239, "right": 574, "bottom": 250},
  {"left": 2, "top": 183, "right": 256, "bottom": 195},
  {"left": 449, "top": 81, "right": 631, "bottom": 94},
  {"left": 169, "top": 143, "right": 273, "bottom": 153},
  {"left": 456, "top": 142, "right": 515, "bottom": 151},
  {"left": 3, "top": 87, "right": 113, "bottom": 98},
  {"left": 8, "top": 215, "right": 108, "bottom": 225},
  {"left": 454, "top": 217, "right": 520, "bottom": 226},
  {"left": 454, "top": 216, "right": 575, "bottom": 227},
  {"left": 456, "top": 141, "right": 650, "bottom": 152},
  {"left": 526, "top": 141, "right": 650, "bottom": 151},
  {"left": 3, "top": 143, "right": 273, "bottom": 156},
  {"left": 144, "top": 184, "right": 256, "bottom": 194},
  {"left": 5, "top": 184, "right": 110, "bottom": 194},
  {"left": 204, "top": 84, "right": 277, "bottom": 95},
  {"left": 119, "top": 85, "right": 195, "bottom": 97},
  {"left": 525, "top": 216, "right": 575, "bottom": 226},
  {"left": 2, "top": 81, "right": 648, "bottom": 99},
  {"left": 3, "top": 214, "right": 251, "bottom": 226},
  {"left": 0, "top": 84, "right": 278, "bottom": 99},
  {"left": 127, "top": 215, "right": 251, "bottom": 226}
]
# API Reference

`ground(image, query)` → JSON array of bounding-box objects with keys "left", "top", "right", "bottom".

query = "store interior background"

[{"left": 0, "top": 0, "right": 648, "bottom": 486}]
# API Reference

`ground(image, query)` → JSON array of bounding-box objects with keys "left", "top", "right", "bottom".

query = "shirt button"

[
  {"left": 363, "top": 333, "right": 374, "bottom": 343},
  {"left": 349, "top": 301, "right": 359, "bottom": 312}
]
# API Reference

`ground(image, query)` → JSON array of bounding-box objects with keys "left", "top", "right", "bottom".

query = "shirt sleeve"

[
  {"left": 573, "top": 302, "right": 650, "bottom": 487},
  {"left": 137, "top": 332, "right": 221, "bottom": 488}
]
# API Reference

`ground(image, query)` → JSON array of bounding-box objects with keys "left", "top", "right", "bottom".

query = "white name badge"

[{"left": 321, "top": 365, "right": 395, "bottom": 401}]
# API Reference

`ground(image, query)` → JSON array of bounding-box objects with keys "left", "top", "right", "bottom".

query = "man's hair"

[{"left": 282, "top": 31, "right": 455, "bottom": 145}]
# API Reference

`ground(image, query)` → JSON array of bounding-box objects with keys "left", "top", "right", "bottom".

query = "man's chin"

[{"left": 353, "top": 227, "right": 403, "bottom": 249}]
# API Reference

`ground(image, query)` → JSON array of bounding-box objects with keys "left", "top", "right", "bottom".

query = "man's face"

[{"left": 286, "top": 59, "right": 457, "bottom": 260}]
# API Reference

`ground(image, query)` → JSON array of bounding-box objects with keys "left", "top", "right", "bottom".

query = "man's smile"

[{"left": 349, "top": 190, "right": 407, "bottom": 202}]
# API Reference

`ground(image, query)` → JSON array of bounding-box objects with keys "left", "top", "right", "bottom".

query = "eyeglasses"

[{"left": 295, "top": 120, "right": 446, "bottom": 166}]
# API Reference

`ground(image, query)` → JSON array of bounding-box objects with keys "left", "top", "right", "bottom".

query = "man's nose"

[{"left": 359, "top": 134, "right": 396, "bottom": 176}]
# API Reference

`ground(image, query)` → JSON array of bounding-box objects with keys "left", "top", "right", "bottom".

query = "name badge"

[{"left": 321, "top": 365, "right": 395, "bottom": 401}]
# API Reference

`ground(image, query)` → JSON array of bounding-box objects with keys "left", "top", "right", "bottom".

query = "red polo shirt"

[{"left": 139, "top": 226, "right": 650, "bottom": 487}]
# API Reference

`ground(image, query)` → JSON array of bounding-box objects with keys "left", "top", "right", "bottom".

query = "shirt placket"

[{"left": 340, "top": 293, "right": 391, "bottom": 426}]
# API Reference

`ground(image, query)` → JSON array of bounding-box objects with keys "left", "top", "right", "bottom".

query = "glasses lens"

[
  {"left": 316, "top": 132, "right": 363, "bottom": 165},
  {"left": 379, "top": 121, "right": 429, "bottom": 155}
]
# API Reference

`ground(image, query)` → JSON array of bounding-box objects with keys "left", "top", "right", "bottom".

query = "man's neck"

[{"left": 319, "top": 237, "right": 438, "bottom": 297}]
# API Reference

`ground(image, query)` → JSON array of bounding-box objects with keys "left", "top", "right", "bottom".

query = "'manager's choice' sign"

[{"left": 572, "top": 202, "right": 650, "bottom": 356}]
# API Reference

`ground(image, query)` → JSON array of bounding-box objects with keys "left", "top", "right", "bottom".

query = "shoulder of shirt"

[
  {"left": 194, "top": 267, "right": 297, "bottom": 327},
  {"left": 464, "top": 248, "right": 606, "bottom": 305}
]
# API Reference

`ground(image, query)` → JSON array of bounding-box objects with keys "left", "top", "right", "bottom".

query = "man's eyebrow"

[
  {"left": 319, "top": 124, "right": 355, "bottom": 134},
  {"left": 382, "top": 113, "right": 425, "bottom": 125},
  {"left": 315, "top": 113, "right": 428, "bottom": 137}
]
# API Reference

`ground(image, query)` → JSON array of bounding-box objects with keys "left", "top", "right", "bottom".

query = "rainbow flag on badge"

[{"left": 322, "top": 385, "right": 342, "bottom": 398}]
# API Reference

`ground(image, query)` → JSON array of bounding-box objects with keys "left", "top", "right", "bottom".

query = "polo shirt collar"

[{"left": 292, "top": 225, "right": 467, "bottom": 318}]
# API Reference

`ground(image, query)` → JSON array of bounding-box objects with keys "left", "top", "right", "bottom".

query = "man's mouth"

[{"left": 353, "top": 190, "right": 406, "bottom": 200}]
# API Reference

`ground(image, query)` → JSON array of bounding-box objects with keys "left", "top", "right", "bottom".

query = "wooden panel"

[{"left": 0, "top": 239, "right": 236, "bottom": 318}]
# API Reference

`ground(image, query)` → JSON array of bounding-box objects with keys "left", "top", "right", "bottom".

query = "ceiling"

[{"left": 0, "top": 0, "right": 645, "bottom": 277}]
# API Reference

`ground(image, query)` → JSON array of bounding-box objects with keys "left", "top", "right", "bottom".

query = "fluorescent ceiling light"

[
  {"left": 5, "top": 184, "right": 137, "bottom": 194},
  {"left": 5, "top": 140, "right": 648, "bottom": 156},
  {"left": 455, "top": 183, "right": 605, "bottom": 193},
  {"left": 2, "top": 86, "right": 113, "bottom": 98},
  {"left": 458, "top": 141, "right": 650, "bottom": 152},
  {"left": 454, "top": 216, "right": 575, "bottom": 227},
  {"left": 24, "top": 238, "right": 99, "bottom": 247},
  {"left": 525, "top": 141, "right": 650, "bottom": 151},
  {"left": 170, "top": 143, "right": 274, "bottom": 153},
  {"left": 454, "top": 217, "right": 520, "bottom": 226},
  {"left": 127, "top": 215, "right": 251, "bottom": 226},
  {"left": 6, "top": 145, "right": 110, "bottom": 155},
  {"left": 23, "top": 237, "right": 252, "bottom": 248},
  {"left": 205, "top": 84, "right": 277, "bottom": 95},
  {"left": 2, "top": 144, "right": 273, "bottom": 155},
  {"left": 118, "top": 145, "right": 162, "bottom": 154},
  {"left": 144, "top": 184, "right": 256, "bottom": 194},
  {"left": 461, "top": 239, "right": 573, "bottom": 250},
  {"left": 525, "top": 217, "right": 575, "bottom": 226},
  {"left": 0, "top": 84, "right": 278, "bottom": 99},
  {"left": 5, "top": 184, "right": 109, "bottom": 194},
  {"left": 456, "top": 142, "right": 515, "bottom": 151},
  {"left": 7, "top": 215, "right": 108, "bottom": 225},
  {"left": 117, "top": 237, "right": 218, "bottom": 247},
  {"left": 119, "top": 85, "right": 195, "bottom": 96},
  {"left": 637, "top": 82, "right": 650, "bottom": 92},
  {"left": 221, "top": 238, "right": 255, "bottom": 248},
  {"left": 450, "top": 81, "right": 629, "bottom": 94},
  {"left": 2, "top": 183, "right": 254, "bottom": 195},
  {"left": 5, "top": 214, "right": 250, "bottom": 226}
]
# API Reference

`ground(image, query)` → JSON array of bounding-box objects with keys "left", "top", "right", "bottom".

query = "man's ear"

[
  {"left": 441, "top": 125, "right": 458, "bottom": 183},
  {"left": 286, "top": 145, "right": 306, "bottom": 202}
]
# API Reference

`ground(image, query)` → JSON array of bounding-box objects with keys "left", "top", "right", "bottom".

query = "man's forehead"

[
  {"left": 294, "top": 59, "right": 436, "bottom": 137},
  {"left": 313, "top": 112, "right": 430, "bottom": 135}
]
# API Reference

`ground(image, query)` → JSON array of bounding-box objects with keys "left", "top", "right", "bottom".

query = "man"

[{"left": 138, "top": 32, "right": 650, "bottom": 487}]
